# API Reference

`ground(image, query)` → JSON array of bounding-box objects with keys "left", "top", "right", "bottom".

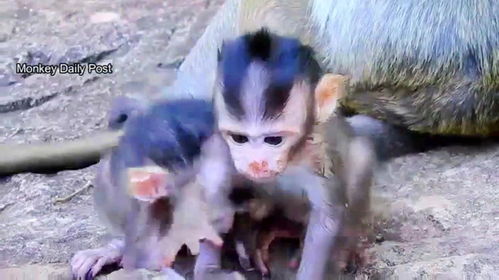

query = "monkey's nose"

[
  {"left": 248, "top": 161, "right": 276, "bottom": 179},
  {"left": 249, "top": 161, "right": 265, "bottom": 174}
]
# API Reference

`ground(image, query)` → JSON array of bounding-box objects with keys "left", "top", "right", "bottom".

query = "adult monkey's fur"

[{"left": 1, "top": 0, "right": 498, "bottom": 176}]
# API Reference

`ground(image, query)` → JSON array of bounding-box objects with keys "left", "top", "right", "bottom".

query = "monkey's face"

[
  {"left": 216, "top": 78, "right": 311, "bottom": 182},
  {"left": 222, "top": 128, "right": 301, "bottom": 182},
  {"left": 215, "top": 30, "right": 346, "bottom": 182}
]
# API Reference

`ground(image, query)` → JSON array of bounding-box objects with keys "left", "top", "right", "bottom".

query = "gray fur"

[{"left": 170, "top": 0, "right": 241, "bottom": 100}]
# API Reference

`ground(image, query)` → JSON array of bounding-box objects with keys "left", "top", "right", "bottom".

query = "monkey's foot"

[
  {"left": 333, "top": 231, "right": 371, "bottom": 274},
  {"left": 335, "top": 247, "right": 369, "bottom": 274},
  {"left": 287, "top": 251, "right": 302, "bottom": 270},
  {"left": 70, "top": 240, "right": 123, "bottom": 280}
]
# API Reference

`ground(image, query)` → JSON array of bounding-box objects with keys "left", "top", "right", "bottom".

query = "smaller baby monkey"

[{"left": 71, "top": 97, "right": 225, "bottom": 279}]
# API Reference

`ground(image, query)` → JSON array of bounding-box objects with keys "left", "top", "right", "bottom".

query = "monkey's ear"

[
  {"left": 127, "top": 166, "right": 170, "bottom": 202},
  {"left": 314, "top": 74, "right": 348, "bottom": 123}
]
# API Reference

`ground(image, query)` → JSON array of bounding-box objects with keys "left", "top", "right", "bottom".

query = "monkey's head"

[
  {"left": 120, "top": 99, "right": 215, "bottom": 201},
  {"left": 215, "top": 29, "right": 347, "bottom": 182}
]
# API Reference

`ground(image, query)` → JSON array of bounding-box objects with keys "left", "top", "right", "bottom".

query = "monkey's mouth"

[{"left": 243, "top": 170, "right": 278, "bottom": 182}]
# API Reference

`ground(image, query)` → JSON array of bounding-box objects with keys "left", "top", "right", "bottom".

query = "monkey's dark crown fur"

[{"left": 219, "top": 28, "right": 322, "bottom": 119}]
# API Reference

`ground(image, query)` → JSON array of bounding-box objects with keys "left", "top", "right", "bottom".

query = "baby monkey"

[
  {"left": 194, "top": 29, "right": 377, "bottom": 279},
  {"left": 71, "top": 98, "right": 237, "bottom": 279}
]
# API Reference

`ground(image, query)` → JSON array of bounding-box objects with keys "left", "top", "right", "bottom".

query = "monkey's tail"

[{"left": 346, "top": 114, "right": 497, "bottom": 161}]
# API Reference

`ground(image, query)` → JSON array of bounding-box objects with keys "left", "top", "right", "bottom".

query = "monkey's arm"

[
  {"left": 299, "top": 175, "right": 341, "bottom": 279},
  {"left": 276, "top": 167, "right": 341, "bottom": 280},
  {"left": 0, "top": 130, "right": 122, "bottom": 176}
]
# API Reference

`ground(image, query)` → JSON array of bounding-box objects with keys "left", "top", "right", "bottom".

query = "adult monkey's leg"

[{"left": 169, "top": 0, "right": 242, "bottom": 100}]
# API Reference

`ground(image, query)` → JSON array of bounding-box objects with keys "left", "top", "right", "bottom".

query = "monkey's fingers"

[
  {"left": 70, "top": 246, "right": 122, "bottom": 280},
  {"left": 127, "top": 166, "right": 170, "bottom": 202}
]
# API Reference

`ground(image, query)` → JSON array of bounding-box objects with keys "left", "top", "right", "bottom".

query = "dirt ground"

[{"left": 0, "top": 0, "right": 498, "bottom": 279}]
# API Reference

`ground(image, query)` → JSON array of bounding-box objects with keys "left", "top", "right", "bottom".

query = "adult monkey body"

[
  {"left": 173, "top": 0, "right": 499, "bottom": 137},
  {"left": 1, "top": 0, "right": 498, "bottom": 174}
]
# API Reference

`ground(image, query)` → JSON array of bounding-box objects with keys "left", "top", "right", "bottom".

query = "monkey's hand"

[
  {"left": 195, "top": 241, "right": 247, "bottom": 280},
  {"left": 70, "top": 239, "right": 124, "bottom": 280}
]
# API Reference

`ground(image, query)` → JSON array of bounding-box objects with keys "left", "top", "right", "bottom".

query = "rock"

[
  {"left": 0, "top": 264, "right": 70, "bottom": 280},
  {"left": 0, "top": 167, "right": 106, "bottom": 267},
  {"left": 373, "top": 254, "right": 496, "bottom": 279},
  {"left": 0, "top": 0, "right": 224, "bottom": 145},
  {"left": 366, "top": 144, "right": 499, "bottom": 279},
  {"left": 90, "top": 12, "right": 121, "bottom": 24},
  {"left": 96, "top": 268, "right": 170, "bottom": 280}
]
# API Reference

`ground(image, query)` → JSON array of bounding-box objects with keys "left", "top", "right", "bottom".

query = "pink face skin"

[{"left": 215, "top": 62, "right": 310, "bottom": 182}]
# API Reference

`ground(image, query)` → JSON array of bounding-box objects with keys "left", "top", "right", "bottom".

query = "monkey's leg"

[
  {"left": 232, "top": 214, "right": 257, "bottom": 271},
  {"left": 253, "top": 226, "right": 303, "bottom": 275},
  {"left": 70, "top": 239, "right": 124, "bottom": 279},
  {"left": 287, "top": 238, "right": 303, "bottom": 269},
  {"left": 194, "top": 240, "right": 246, "bottom": 280},
  {"left": 273, "top": 167, "right": 339, "bottom": 280},
  {"left": 334, "top": 137, "right": 375, "bottom": 273},
  {"left": 235, "top": 240, "right": 254, "bottom": 271},
  {"left": 296, "top": 207, "right": 340, "bottom": 280},
  {"left": 253, "top": 229, "right": 275, "bottom": 277},
  {"left": 170, "top": 0, "right": 240, "bottom": 99}
]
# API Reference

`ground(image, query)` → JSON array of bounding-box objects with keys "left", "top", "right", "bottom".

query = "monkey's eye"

[
  {"left": 230, "top": 133, "right": 249, "bottom": 144},
  {"left": 117, "top": 114, "right": 128, "bottom": 123},
  {"left": 264, "top": 136, "right": 283, "bottom": 146}
]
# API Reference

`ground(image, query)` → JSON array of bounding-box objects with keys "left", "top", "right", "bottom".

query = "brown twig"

[{"left": 54, "top": 181, "right": 93, "bottom": 203}]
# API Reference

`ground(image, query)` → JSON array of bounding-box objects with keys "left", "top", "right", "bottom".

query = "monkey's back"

[
  {"left": 93, "top": 99, "right": 216, "bottom": 236},
  {"left": 309, "top": 0, "right": 499, "bottom": 136}
]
